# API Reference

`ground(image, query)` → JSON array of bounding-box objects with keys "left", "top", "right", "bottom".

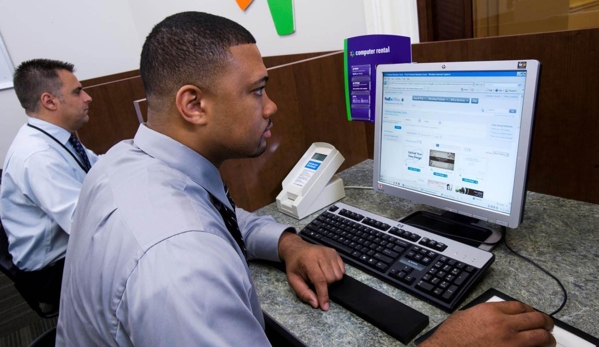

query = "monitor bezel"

[{"left": 373, "top": 60, "right": 540, "bottom": 228}]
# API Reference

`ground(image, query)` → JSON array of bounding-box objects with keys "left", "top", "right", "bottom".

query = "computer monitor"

[{"left": 373, "top": 60, "right": 540, "bottom": 249}]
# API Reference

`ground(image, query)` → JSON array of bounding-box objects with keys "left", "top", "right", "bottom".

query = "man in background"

[
  {"left": 56, "top": 12, "right": 555, "bottom": 347},
  {"left": 1, "top": 59, "right": 97, "bottom": 308}
]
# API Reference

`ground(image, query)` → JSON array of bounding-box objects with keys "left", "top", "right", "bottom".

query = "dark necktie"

[
  {"left": 208, "top": 184, "right": 248, "bottom": 261},
  {"left": 68, "top": 135, "right": 91, "bottom": 172}
]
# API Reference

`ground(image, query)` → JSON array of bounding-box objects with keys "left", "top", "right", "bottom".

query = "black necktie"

[
  {"left": 68, "top": 135, "right": 91, "bottom": 172},
  {"left": 208, "top": 184, "right": 248, "bottom": 261}
]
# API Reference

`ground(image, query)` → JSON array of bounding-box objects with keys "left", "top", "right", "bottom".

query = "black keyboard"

[{"left": 299, "top": 202, "right": 495, "bottom": 312}]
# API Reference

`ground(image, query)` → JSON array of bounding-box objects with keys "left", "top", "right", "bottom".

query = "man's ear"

[
  {"left": 40, "top": 92, "right": 59, "bottom": 111},
  {"left": 175, "top": 85, "right": 209, "bottom": 125}
]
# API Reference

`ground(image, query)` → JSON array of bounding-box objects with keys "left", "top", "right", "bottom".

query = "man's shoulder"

[
  {"left": 87, "top": 142, "right": 208, "bottom": 250},
  {"left": 6, "top": 130, "right": 56, "bottom": 162}
]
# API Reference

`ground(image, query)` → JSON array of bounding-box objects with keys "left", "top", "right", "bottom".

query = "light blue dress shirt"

[
  {"left": 0, "top": 117, "right": 98, "bottom": 271},
  {"left": 57, "top": 124, "right": 291, "bottom": 346}
]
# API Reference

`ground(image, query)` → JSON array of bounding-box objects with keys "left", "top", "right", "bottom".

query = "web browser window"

[{"left": 379, "top": 71, "right": 527, "bottom": 215}]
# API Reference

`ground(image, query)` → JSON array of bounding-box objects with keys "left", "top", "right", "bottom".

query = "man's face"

[
  {"left": 55, "top": 70, "right": 92, "bottom": 132},
  {"left": 206, "top": 44, "right": 277, "bottom": 161}
]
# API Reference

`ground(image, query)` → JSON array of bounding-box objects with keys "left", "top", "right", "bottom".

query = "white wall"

[{"left": 0, "top": 0, "right": 367, "bottom": 163}]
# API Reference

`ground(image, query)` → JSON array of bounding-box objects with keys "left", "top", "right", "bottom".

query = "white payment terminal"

[{"left": 276, "top": 143, "right": 346, "bottom": 219}]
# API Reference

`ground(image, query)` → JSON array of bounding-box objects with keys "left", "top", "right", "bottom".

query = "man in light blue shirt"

[
  {"left": 57, "top": 12, "right": 556, "bottom": 347},
  {"left": 1, "top": 59, "right": 97, "bottom": 307},
  {"left": 57, "top": 12, "right": 345, "bottom": 346}
]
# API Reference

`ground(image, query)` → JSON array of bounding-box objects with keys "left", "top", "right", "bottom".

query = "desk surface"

[{"left": 251, "top": 159, "right": 599, "bottom": 347}]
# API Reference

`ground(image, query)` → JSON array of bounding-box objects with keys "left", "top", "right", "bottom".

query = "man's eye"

[{"left": 255, "top": 87, "right": 265, "bottom": 96}]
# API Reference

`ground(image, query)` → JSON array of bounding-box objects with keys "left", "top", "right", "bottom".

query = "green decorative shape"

[
  {"left": 343, "top": 39, "right": 352, "bottom": 121},
  {"left": 266, "top": 0, "right": 295, "bottom": 36}
]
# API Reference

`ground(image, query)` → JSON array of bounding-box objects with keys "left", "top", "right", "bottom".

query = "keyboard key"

[
  {"left": 374, "top": 253, "right": 394, "bottom": 264},
  {"left": 393, "top": 246, "right": 405, "bottom": 254},
  {"left": 394, "top": 239, "right": 409, "bottom": 248},
  {"left": 403, "top": 275, "right": 415, "bottom": 285},
  {"left": 416, "top": 281, "right": 434, "bottom": 293},
  {"left": 375, "top": 261, "right": 388, "bottom": 271},
  {"left": 442, "top": 285, "right": 459, "bottom": 301},
  {"left": 382, "top": 248, "right": 400, "bottom": 259},
  {"left": 454, "top": 272, "right": 470, "bottom": 286},
  {"left": 400, "top": 265, "right": 414, "bottom": 274}
]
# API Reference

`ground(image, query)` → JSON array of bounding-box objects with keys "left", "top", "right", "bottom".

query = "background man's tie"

[{"left": 68, "top": 135, "right": 91, "bottom": 172}]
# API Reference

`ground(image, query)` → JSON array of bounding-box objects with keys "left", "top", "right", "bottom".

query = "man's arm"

[
  {"left": 420, "top": 301, "right": 556, "bottom": 347},
  {"left": 235, "top": 208, "right": 345, "bottom": 310},
  {"left": 22, "top": 151, "right": 85, "bottom": 234}
]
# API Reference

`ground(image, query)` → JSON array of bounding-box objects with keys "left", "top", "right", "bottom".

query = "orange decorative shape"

[{"left": 235, "top": 0, "right": 253, "bottom": 11}]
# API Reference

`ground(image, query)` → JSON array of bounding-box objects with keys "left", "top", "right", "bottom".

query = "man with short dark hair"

[
  {"left": 56, "top": 12, "right": 555, "bottom": 347},
  {"left": 1, "top": 59, "right": 97, "bottom": 307}
]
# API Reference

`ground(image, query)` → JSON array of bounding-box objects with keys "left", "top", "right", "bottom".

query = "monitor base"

[{"left": 399, "top": 210, "right": 503, "bottom": 251}]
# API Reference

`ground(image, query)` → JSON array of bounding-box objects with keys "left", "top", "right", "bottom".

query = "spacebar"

[{"left": 319, "top": 236, "right": 353, "bottom": 255}]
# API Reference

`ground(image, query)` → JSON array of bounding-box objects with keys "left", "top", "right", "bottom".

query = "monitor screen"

[{"left": 373, "top": 60, "right": 540, "bottom": 229}]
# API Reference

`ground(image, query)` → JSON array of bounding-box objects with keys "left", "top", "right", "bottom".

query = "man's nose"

[{"left": 263, "top": 91, "right": 277, "bottom": 118}]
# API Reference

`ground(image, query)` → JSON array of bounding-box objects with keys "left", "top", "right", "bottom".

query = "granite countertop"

[{"left": 250, "top": 159, "right": 599, "bottom": 346}]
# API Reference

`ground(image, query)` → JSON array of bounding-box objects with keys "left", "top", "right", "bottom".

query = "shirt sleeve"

[
  {"left": 115, "top": 231, "right": 271, "bottom": 347},
  {"left": 20, "top": 150, "right": 84, "bottom": 234},
  {"left": 235, "top": 207, "right": 295, "bottom": 262}
]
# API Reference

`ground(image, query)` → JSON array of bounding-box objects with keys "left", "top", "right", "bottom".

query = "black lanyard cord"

[{"left": 26, "top": 123, "right": 89, "bottom": 173}]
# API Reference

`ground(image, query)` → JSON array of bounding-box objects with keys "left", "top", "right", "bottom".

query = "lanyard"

[{"left": 27, "top": 123, "right": 89, "bottom": 173}]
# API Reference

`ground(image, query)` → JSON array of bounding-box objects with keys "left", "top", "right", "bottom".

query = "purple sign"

[{"left": 344, "top": 35, "right": 412, "bottom": 122}]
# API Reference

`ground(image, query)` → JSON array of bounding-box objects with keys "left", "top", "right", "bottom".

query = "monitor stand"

[{"left": 398, "top": 210, "right": 503, "bottom": 251}]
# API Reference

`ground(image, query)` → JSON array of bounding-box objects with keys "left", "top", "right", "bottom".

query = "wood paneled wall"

[
  {"left": 411, "top": 28, "right": 599, "bottom": 205},
  {"left": 79, "top": 28, "right": 599, "bottom": 210},
  {"left": 417, "top": 0, "right": 474, "bottom": 42}
]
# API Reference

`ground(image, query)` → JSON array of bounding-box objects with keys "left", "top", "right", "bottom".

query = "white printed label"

[{"left": 292, "top": 161, "right": 322, "bottom": 188}]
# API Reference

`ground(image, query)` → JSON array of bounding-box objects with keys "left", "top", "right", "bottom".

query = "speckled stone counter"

[{"left": 250, "top": 159, "right": 599, "bottom": 346}]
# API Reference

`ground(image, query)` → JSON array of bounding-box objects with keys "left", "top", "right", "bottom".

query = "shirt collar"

[
  {"left": 133, "top": 124, "right": 232, "bottom": 210},
  {"left": 27, "top": 117, "right": 72, "bottom": 145}
]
